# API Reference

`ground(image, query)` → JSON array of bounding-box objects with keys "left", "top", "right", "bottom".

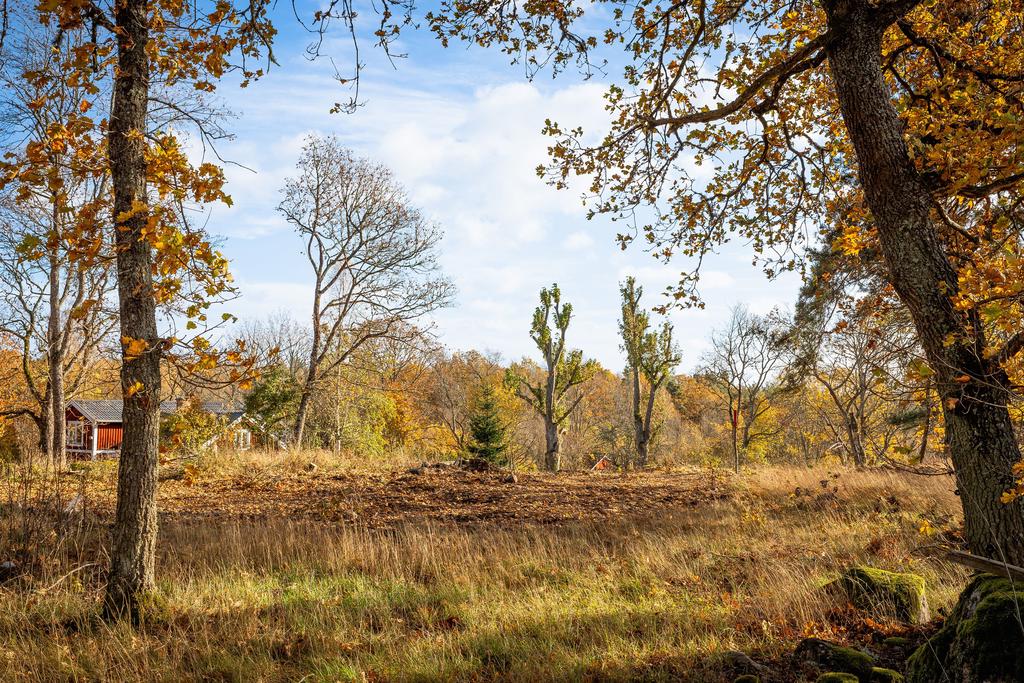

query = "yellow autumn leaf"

[{"left": 122, "top": 336, "right": 148, "bottom": 360}]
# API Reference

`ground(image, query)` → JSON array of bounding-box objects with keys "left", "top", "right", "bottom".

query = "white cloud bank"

[{"left": 205, "top": 49, "right": 800, "bottom": 371}]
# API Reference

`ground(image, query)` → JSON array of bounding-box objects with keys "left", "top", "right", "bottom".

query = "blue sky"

[{"left": 201, "top": 2, "right": 802, "bottom": 372}]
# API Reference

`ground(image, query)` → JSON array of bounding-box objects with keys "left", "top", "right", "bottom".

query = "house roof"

[{"left": 68, "top": 399, "right": 245, "bottom": 423}]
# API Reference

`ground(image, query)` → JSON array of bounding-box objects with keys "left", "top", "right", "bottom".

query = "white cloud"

[
  {"left": 700, "top": 270, "right": 737, "bottom": 289},
  {"left": 616, "top": 264, "right": 683, "bottom": 294},
  {"left": 219, "top": 281, "right": 311, "bottom": 323},
  {"left": 201, "top": 40, "right": 801, "bottom": 372},
  {"left": 563, "top": 231, "right": 594, "bottom": 251}
]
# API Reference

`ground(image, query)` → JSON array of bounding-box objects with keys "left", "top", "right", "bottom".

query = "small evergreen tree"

[{"left": 466, "top": 385, "right": 508, "bottom": 466}]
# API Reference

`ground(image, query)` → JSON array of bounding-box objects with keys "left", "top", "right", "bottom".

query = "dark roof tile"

[{"left": 69, "top": 399, "right": 244, "bottom": 423}]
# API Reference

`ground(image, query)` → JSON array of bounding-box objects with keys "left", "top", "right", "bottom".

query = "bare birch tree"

[
  {"left": 279, "top": 135, "right": 455, "bottom": 447},
  {"left": 701, "top": 306, "right": 789, "bottom": 472}
]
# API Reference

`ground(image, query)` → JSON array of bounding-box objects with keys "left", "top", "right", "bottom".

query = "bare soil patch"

[{"left": 148, "top": 468, "right": 731, "bottom": 527}]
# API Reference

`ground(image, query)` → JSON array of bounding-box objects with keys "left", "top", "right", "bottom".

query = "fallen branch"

[{"left": 944, "top": 550, "right": 1024, "bottom": 583}]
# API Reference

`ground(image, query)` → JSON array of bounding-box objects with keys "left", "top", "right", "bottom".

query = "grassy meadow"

[{"left": 0, "top": 456, "right": 968, "bottom": 682}]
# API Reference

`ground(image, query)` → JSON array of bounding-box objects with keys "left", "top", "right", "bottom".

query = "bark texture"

[
  {"left": 631, "top": 367, "right": 647, "bottom": 469},
  {"left": 543, "top": 415, "right": 561, "bottom": 472},
  {"left": 825, "top": 0, "right": 1024, "bottom": 564},
  {"left": 47, "top": 251, "right": 65, "bottom": 468},
  {"left": 103, "top": 0, "right": 160, "bottom": 620}
]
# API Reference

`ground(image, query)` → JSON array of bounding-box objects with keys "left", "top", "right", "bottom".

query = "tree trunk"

[
  {"left": 292, "top": 329, "right": 321, "bottom": 448},
  {"left": 104, "top": 0, "right": 160, "bottom": 621},
  {"left": 542, "top": 351, "right": 561, "bottom": 472},
  {"left": 730, "top": 403, "right": 740, "bottom": 473},
  {"left": 48, "top": 343, "right": 64, "bottom": 468},
  {"left": 41, "top": 385, "right": 54, "bottom": 459},
  {"left": 544, "top": 418, "right": 560, "bottom": 472},
  {"left": 293, "top": 282, "right": 324, "bottom": 449},
  {"left": 292, "top": 376, "right": 315, "bottom": 448},
  {"left": 631, "top": 367, "right": 643, "bottom": 469},
  {"left": 638, "top": 380, "right": 659, "bottom": 469},
  {"left": 826, "top": 2, "right": 1024, "bottom": 563},
  {"left": 847, "top": 412, "right": 866, "bottom": 468},
  {"left": 636, "top": 428, "right": 649, "bottom": 469},
  {"left": 48, "top": 252, "right": 65, "bottom": 469}
]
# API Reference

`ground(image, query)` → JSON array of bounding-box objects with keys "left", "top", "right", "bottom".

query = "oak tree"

[
  {"left": 1, "top": 0, "right": 273, "bottom": 619},
  {"left": 429, "top": 0, "right": 1024, "bottom": 566}
]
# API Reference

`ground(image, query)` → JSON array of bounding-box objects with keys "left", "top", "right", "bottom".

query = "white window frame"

[{"left": 67, "top": 421, "right": 86, "bottom": 447}]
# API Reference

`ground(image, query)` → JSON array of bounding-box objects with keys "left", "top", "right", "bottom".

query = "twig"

[{"left": 35, "top": 562, "right": 99, "bottom": 594}]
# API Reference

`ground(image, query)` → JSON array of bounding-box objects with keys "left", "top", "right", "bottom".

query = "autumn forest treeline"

[{"left": 2, "top": 224, "right": 948, "bottom": 478}]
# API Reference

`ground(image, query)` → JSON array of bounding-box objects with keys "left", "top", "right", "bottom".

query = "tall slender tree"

[
  {"left": 619, "top": 277, "right": 680, "bottom": 468},
  {"left": 508, "top": 284, "right": 596, "bottom": 471},
  {"left": 103, "top": 0, "right": 161, "bottom": 619},
  {"left": 5, "top": 0, "right": 273, "bottom": 620}
]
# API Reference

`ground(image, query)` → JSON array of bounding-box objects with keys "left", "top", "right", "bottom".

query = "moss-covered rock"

[
  {"left": 881, "top": 636, "right": 911, "bottom": 647},
  {"left": 870, "top": 667, "right": 904, "bottom": 683},
  {"left": 835, "top": 566, "right": 929, "bottom": 623},
  {"left": 795, "top": 637, "right": 875, "bottom": 678},
  {"left": 733, "top": 676, "right": 760, "bottom": 683},
  {"left": 817, "top": 674, "right": 859, "bottom": 683},
  {"left": 907, "top": 573, "right": 1024, "bottom": 683}
]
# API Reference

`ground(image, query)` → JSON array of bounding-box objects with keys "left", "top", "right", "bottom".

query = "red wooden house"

[{"left": 65, "top": 399, "right": 252, "bottom": 459}]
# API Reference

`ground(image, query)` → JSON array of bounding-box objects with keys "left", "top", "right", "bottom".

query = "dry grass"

[{"left": 0, "top": 460, "right": 970, "bottom": 682}]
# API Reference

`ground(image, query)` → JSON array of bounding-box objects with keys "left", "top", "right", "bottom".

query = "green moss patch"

[
  {"left": 870, "top": 667, "right": 904, "bottom": 683},
  {"left": 817, "top": 674, "right": 859, "bottom": 683},
  {"left": 907, "top": 573, "right": 1024, "bottom": 683},
  {"left": 836, "top": 566, "right": 929, "bottom": 624},
  {"left": 795, "top": 637, "right": 875, "bottom": 678}
]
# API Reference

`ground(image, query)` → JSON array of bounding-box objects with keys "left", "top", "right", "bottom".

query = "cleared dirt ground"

[{"left": 138, "top": 467, "right": 732, "bottom": 526}]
